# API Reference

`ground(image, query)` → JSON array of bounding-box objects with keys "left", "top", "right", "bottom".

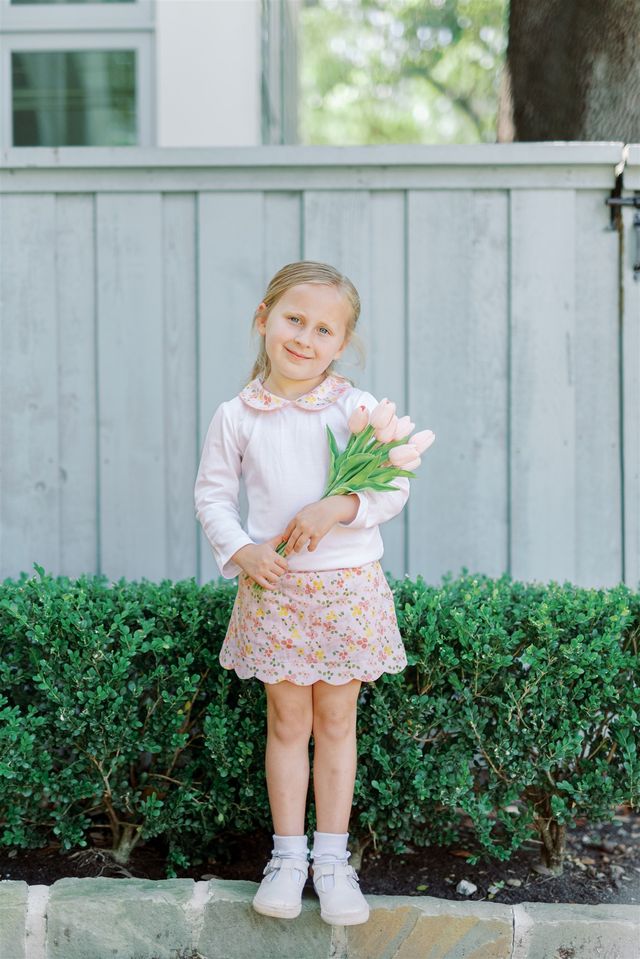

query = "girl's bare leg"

[
  {"left": 263, "top": 680, "right": 314, "bottom": 835},
  {"left": 311, "top": 679, "right": 362, "bottom": 833}
]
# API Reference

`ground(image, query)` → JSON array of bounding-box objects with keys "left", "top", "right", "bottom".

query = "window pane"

[{"left": 12, "top": 49, "right": 136, "bottom": 146}]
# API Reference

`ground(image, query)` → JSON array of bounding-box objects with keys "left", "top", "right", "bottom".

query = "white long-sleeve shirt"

[{"left": 194, "top": 372, "right": 410, "bottom": 579}]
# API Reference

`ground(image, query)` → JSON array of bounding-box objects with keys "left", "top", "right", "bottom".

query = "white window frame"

[{"left": 0, "top": 0, "right": 155, "bottom": 148}]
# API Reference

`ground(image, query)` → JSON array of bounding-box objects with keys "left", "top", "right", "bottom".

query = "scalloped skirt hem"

[
  {"left": 219, "top": 560, "right": 407, "bottom": 686},
  {"left": 219, "top": 661, "right": 407, "bottom": 686}
]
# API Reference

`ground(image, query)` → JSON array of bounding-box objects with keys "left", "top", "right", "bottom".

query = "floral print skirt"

[{"left": 220, "top": 560, "right": 407, "bottom": 686}]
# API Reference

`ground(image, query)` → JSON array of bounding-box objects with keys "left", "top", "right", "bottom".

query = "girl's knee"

[
  {"left": 265, "top": 682, "right": 313, "bottom": 743},
  {"left": 311, "top": 687, "right": 359, "bottom": 741},
  {"left": 312, "top": 709, "right": 356, "bottom": 742}
]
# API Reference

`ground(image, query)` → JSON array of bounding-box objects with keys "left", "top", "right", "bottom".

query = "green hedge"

[{"left": 0, "top": 563, "right": 638, "bottom": 877}]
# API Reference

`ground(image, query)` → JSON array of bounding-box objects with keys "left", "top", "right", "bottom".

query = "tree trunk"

[
  {"left": 498, "top": 0, "right": 640, "bottom": 142},
  {"left": 536, "top": 817, "right": 567, "bottom": 876},
  {"left": 110, "top": 824, "right": 142, "bottom": 865}
]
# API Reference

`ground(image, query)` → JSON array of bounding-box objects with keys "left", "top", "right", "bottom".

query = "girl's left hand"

[{"left": 281, "top": 497, "right": 349, "bottom": 554}]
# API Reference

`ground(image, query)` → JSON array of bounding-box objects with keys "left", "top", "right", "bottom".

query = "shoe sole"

[
  {"left": 252, "top": 898, "right": 302, "bottom": 920},
  {"left": 319, "top": 908, "right": 370, "bottom": 926}
]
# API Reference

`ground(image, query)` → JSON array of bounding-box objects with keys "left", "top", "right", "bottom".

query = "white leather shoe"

[
  {"left": 252, "top": 856, "right": 309, "bottom": 919},
  {"left": 312, "top": 860, "right": 370, "bottom": 925}
]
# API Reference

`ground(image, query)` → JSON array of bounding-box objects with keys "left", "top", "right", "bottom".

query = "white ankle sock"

[
  {"left": 272, "top": 833, "right": 309, "bottom": 860},
  {"left": 311, "top": 830, "right": 350, "bottom": 864}
]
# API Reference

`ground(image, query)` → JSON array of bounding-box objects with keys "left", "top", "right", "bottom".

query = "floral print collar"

[{"left": 239, "top": 372, "right": 352, "bottom": 411}]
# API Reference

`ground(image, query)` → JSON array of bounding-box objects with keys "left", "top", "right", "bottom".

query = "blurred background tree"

[
  {"left": 504, "top": 0, "right": 640, "bottom": 142},
  {"left": 298, "top": 0, "right": 507, "bottom": 145},
  {"left": 297, "top": 0, "right": 640, "bottom": 144}
]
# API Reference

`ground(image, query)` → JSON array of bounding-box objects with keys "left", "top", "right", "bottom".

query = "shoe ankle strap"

[
  {"left": 265, "top": 856, "right": 309, "bottom": 875},
  {"left": 312, "top": 860, "right": 357, "bottom": 878}
]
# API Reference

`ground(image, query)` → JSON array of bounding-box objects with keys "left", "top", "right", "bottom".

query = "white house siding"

[
  {"left": 0, "top": 143, "right": 636, "bottom": 591},
  {"left": 156, "top": 0, "right": 261, "bottom": 147}
]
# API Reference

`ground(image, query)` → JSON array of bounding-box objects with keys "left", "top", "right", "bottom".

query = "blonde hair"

[{"left": 246, "top": 261, "right": 365, "bottom": 386}]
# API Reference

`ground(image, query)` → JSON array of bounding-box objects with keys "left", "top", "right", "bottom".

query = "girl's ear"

[
  {"left": 335, "top": 333, "right": 351, "bottom": 359},
  {"left": 256, "top": 303, "right": 267, "bottom": 334}
]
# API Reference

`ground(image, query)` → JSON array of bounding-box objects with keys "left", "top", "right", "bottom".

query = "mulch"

[{"left": 1, "top": 804, "right": 638, "bottom": 906}]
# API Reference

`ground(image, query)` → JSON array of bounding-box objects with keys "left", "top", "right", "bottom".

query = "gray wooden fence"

[{"left": 1, "top": 143, "right": 638, "bottom": 590}]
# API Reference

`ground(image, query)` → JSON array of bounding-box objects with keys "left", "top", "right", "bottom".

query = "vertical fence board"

[
  {"left": 56, "top": 195, "right": 98, "bottom": 576},
  {"left": 622, "top": 204, "right": 640, "bottom": 589},
  {"left": 263, "top": 192, "right": 302, "bottom": 286},
  {"left": 0, "top": 195, "right": 60, "bottom": 578},
  {"left": 510, "top": 189, "right": 577, "bottom": 584},
  {"left": 197, "top": 191, "right": 265, "bottom": 583},
  {"left": 574, "top": 190, "right": 623, "bottom": 587},
  {"left": 163, "top": 193, "right": 198, "bottom": 582},
  {"left": 368, "top": 191, "right": 407, "bottom": 579},
  {"left": 407, "top": 189, "right": 509, "bottom": 585},
  {"left": 96, "top": 194, "right": 166, "bottom": 581}
]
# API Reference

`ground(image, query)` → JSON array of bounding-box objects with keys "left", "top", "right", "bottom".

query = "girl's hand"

[
  {"left": 281, "top": 498, "right": 349, "bottom": 555},
  {"left": 233, "top": 533, "right": 289, "bottom": 591}
]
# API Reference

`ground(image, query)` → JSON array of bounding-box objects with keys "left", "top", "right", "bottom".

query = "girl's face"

[{"left": 256, "top": 283, "right": 352, "bottom": 390}]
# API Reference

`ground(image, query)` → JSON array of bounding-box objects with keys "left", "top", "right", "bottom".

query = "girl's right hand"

[{"left": 233, "top": 533, "right": 289, "bottom": 590}]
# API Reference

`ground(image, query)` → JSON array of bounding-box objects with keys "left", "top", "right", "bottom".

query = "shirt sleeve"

[
  {"left": 337, "top": 390, "right": 411, "bottom": 531},
  {"left": 194, "top": 402, "right": 254, "bottom": 579}
]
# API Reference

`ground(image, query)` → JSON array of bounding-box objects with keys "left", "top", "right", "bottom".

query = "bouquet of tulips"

[
  {"left": 272, "top": 398, "right": 435, "bottom": 562},
  {"left": 322, "top": 397, "right": 435, "bottom": 498}
]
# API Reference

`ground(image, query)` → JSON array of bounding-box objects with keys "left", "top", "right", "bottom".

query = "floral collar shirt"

[{"left": 194, "top": 372, "right": 410, "bottom": 579}]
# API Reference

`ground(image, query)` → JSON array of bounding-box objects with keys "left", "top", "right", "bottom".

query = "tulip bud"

[
  {"left": 401, "top": 456, "right": 422, "bottom": 471},
  {"left": 388, "top": 444, "right": 421, "bottom": 467},
  {"left": 375, "top": 414, "right": 398, "bottom": 444},
  {"left": 393, "top": 416, "right": 415, "bottom": 441},
  {"left": 408, "top": 429, "right": 436, "bottom": 455},
  {"left": 370, "top": 398, "right": 396, "bottom": 430},
  {"left": 348, "top": 404, "right": 369, "bottom": 435}
]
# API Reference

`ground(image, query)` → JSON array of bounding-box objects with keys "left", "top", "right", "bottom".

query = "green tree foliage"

[{"left": 299, "top": 0, "right": 508, "bottom": 145}]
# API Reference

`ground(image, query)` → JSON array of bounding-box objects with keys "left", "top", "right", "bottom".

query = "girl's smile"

[{"left": 285, "top": 346, "right": 312, "bottom": 360}]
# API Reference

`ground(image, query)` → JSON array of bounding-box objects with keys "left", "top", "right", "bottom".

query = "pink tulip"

[
  {"left": 393, "top": 416, "right": 415, "bottom": 441},
  {"left": 408, "top": 429, "right": 436, "bottom": 455},
  {"left": 370, "top": 398, "right": 396, "bottom": 430},
  {"left": 388, "top": 444, "right": 421, "bottom": 467},
  {"left": 348, "top": 404, "right": 370, "bottom": 435},
  {"left": 401, "top": 455, "right": 422, "bottom": 471},
  {"left": 375, "top": 414, "right": 398, "bottom": 444}
]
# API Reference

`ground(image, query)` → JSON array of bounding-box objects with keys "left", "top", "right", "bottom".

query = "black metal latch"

[{"left": 605, "top": 194, "right": 640, "bottom": 278}]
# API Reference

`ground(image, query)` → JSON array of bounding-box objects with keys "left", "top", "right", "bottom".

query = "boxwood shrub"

[{"left": 0, "top": 563, "right": 637, "bottom": 877}]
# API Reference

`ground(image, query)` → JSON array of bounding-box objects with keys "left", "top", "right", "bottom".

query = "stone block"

[
  {"left": 0, "top": 880, "right": 28, "bottom": 959},
  {"left": 347, "top": 895, "right": 513, "bottom": 959},
  {"left": 513, "top": 902, "right": 640, "bottom": 959},
  {"left": 46, "top": 877, "right": 196, "bottom": 959},
  {"left": 197, "top": 882, "right": 332, "bottom": 958}
]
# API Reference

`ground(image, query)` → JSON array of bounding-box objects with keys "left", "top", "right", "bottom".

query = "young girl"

[{"left": 194, "top": 260, "right": 410, "bottom": 926}]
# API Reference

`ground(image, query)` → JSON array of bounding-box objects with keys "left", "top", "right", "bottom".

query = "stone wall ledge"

[{"left": 0, "top": 877, "right": 637, "bottom": 959}]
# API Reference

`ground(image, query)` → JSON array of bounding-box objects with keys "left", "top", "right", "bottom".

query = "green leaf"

[{"left": 326, "top": 425, "right": 340, "bottom": 474}]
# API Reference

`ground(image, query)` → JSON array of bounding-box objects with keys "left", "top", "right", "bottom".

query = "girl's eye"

[{"left": 289, "top": 316, "right": 330, "bottom": 335}]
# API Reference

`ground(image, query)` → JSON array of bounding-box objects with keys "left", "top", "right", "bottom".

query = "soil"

[{"left": 1, "top": 805, "right": 638, "bottom": 906}]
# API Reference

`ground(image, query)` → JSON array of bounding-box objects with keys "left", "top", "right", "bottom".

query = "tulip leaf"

[
  {"left": 326, "top": 426, "right": 340, "bottom": 473},
  {"left": 361, "top": 481, "right": 398, "bottom": 491},
  {"left": 333, "top": 453, "right": 377, "bottom": 484},
  {"left": 350, "top": 424, "right": 376, "bottom": 455},
  {"left": 391, "top": 469, "right": 418, "bottom": 478}
]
